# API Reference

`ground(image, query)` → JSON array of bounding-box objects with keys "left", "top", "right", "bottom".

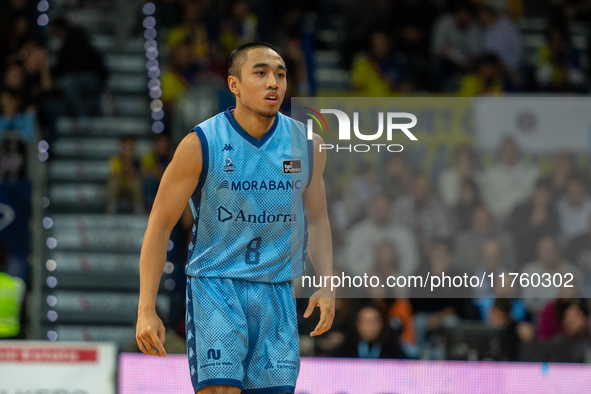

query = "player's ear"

[{"left": 228, "top": 75, "right": 239, "bottom": 96}]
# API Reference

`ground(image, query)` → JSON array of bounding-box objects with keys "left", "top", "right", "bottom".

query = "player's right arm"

[{"left": 136, "top": 132, "right": 202, "bottom": 357}]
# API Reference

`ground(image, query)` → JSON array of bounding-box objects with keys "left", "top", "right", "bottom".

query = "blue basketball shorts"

[{"left": 186, "top": 276, "right": 301, "bottom": 393}]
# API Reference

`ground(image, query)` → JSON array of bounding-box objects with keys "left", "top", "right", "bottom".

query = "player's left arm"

[{"left": 302, "top": 133, "right": 335, "bottom": 337}]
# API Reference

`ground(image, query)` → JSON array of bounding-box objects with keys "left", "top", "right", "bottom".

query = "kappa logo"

[
  {"left": 283, "top": 160, "right": 302, "bottom": 174},
  {"left": 222, "top": 144, "right": 234, "bottom": 152},
  {"left": 223, "top": 157, "right": 236, "bottom": 174},
  {"left": 264, "top": 360, "right": 274, "bottom": 370}
]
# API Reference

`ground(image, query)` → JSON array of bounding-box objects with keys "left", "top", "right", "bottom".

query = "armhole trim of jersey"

[
  {"left": 192, "top": 126, "right": 209, "bottom": 195},
  {"left": 306, "top": 136, "right": 314, "bottom": 188}
]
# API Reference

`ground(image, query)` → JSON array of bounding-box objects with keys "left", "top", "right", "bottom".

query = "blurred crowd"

[
  {"left": 303, "top": 136, "right": 591, "bottom": 362},
  {"left": 114, "top": 0, "right": 591, "bottom": 362},
  {"left": 2, "top": 0, "right": 591, "bottom": 363},
  {"left": 347, "top": 0, "right": 589, "bottom": 95},
  {"left": 0, "top": 0, "right": 109, "bottom": 181}
]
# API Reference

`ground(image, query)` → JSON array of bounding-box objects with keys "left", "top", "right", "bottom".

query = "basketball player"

[{"left": 136, "top": 42, "right": 335, "bottom": 394}]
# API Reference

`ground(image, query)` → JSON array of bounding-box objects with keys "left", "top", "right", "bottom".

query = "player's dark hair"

[{"left": 228, "top": 42, "right": 280, "bottom": 80}]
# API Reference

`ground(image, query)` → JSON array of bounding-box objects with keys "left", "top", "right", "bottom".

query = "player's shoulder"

[
  {"left": 277, "top": 111, "right": 307, "bottom": 136},
  {"left": 192, "top": 111, "right": 228, "bottom": 136}
]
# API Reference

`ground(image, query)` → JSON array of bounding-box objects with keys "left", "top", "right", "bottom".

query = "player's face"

[{"left": 235, "top": 48, "right": 287, "bottom": 118}]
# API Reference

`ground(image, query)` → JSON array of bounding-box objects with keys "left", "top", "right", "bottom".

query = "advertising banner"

[
  {"left": 118, "top": 353, "right": 591, "bottom": 394},
  {"left": 0, "top": 341, "right": 117, "bottom": 394},
  {"left": 474, "top": 97, "right": 591, "bottom": 153}
]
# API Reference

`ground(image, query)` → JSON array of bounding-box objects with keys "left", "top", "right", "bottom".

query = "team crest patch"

[
  {"left": 223, "top": 157, "right": 235, "bottom": 174},
  {"left": 283, "top": 160, "right": 302, "bottom": 174}
]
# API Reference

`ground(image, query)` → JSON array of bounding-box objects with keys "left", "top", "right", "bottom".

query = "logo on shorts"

[
  {"left": 207, "top": 348, "right": 221, "bottom": 360},
  {"left": 264, "top": 360, "right": 274, "bottom": 370},
  {"left": 223, "top": 157, "right": 235, "bottom": 174},
  {"left": 283, "top": 160, "right": 302, "bottom": 174}
]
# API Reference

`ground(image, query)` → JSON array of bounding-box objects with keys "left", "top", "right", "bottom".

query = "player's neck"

[{"left": 231, "top": 106, "right": 275, "bottom": 141}]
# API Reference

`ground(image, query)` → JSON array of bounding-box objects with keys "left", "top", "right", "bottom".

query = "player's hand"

[
  {"left": 304, "top": 288, "right": 335, "bottom": 337},
  {"left": 136, "top": 308, "right": 167, "bottom": 357}
]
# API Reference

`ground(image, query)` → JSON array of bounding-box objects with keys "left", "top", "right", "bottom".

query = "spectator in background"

[
  {"left": 382, "top": 154, "right": 414, "bottom": 203},
  {"left": 455, "top": 206, "right": 516, "bottom": 272},
  {"left": 487, "top": 298, "right": 521, "bottom": 360},
  {"left": 391, "top": 0, "right": 439, "bottom": 90},
  {"left": 49, "top": 17, "right": 108, "bottom": 117},
  {"left": 167, "top": 0, "right": 213, "bottom": 59},
  {"left": 0, "top": 90, "right": 35, "bottom": 143},
  {"left": 21, "top": 42, "right": 52, "bottom": 111},
  {"left": 161, "top": 42, "right": 206, "bottom": 107},
  {"left": 535, "top": 27, "right": 586, "bottom": 92},
  {"left": 438, "top": 145, "right": 482, "bottom": 207},
  {"left": 281, "top": 37, "right": 310, "bottom": 112},
  {"left": 0, "top": 12, "right": 32, "bottom": 64},
  {"left": 477, "top": 4, "right": 523, "bottom": 75},
  {"left": 21, "top": 41, "right": 54, "bottom": 138},
  {"left": 219, "top": 0, "right": 258, "bottom": 57},
  {"left": 551, "top": 150, "right": 576, "bottom": 200},
  {"left": 482, "top": 136, "right": 539, "bottom": 221},
  {"left": 351, "top": 31, "right": 411, "bottom": 96},
  {"left": 142, "top": 133, "right": 173, "bottom": 210},
  {"left": 366, "top": 241, "right": 408, "bottom": 298},
  {"left": 556, "top": 172, "right": 591, "bottom": 245},
  {"left": 472, "top": 238, "right": 511, "bottom": 298},
  {"left": 471, "top": 0, "right": 524, "bottom": 19},
  {"left": 566, "top": 216, "right": 591, "bottom": 277},
  {"left": 342, "top": 163, "right": 379, "bottom": 225},
  {"left": 521, "top": 236, "right": 583, "bottom": 314},
  {"left": 457, "top": 53, "right": 506, "bottom": 96},
  {"left": 336, "top": 303, "right": 406, "bottom": 359},
  {"left": 537, "top": 284, "right": 580, "bottom": 340},
  {"left": 393, "top": 172, "right": 454, "bottom": 248},
  {"left": 106, "top": 135, "right": 144, "bottom": 215},
  {"left": 552, "top": 299, "right": 591, "bottom": 362},
  {"left": 0, "top": 240, "right": 25, "bottom": 339},
  {"left": 3, "top": 64, "right": 29, "bottom": 107},
  {"left": 510, "top": 178, "right": 559, "bottom": 266},
  {"left": 388, "top": 298, "right": 418, "bottom": 358},
  {"left": 341, "top": 194, "right": 419, "bottom": 277},
  {"left": 431, "top": 4, "right": 480, "bottom": 91},
  {"left": 411, "top": 239, "right": 480, "bottom": 349},
  {"left": 453, "top": 178, "right": 483, "bottom": 232}
]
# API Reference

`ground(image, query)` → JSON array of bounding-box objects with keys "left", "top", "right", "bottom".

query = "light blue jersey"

[{"left": 185, "top": 107, "right": 313, "bottom": 283}]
